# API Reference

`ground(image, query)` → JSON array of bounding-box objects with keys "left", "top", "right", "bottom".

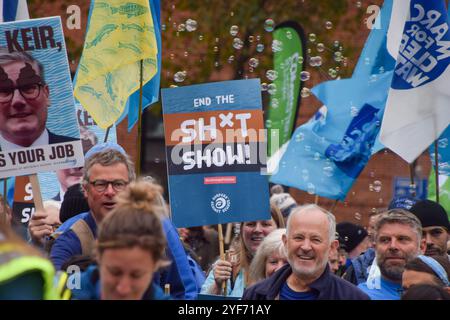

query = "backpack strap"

[{"left": 70, "top": 219, "right": 95, "bottom": 257}]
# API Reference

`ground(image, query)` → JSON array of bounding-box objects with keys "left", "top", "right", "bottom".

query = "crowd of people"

[{"left": 0, "top": 139, "right": 449, "bottom": 300}]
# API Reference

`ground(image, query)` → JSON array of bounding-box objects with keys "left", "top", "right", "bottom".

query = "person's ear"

[
  {"left": 330, "top": 239, "right": 339, "bottom": 251},
  {"left": 419, "top": 237, "right": 426, "bottom": 254},
  {"left": 43, "top": 84, "right": 50, "bottom": 98},
  {"left": 82, "top": 183, "right": 88, "bottom": 199}
]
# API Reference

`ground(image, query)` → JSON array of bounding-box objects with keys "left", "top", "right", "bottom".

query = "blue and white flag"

[
  {"left": 0, "top": 0, "right": 29, "bottom": 23},
  {"left": 380, "top": 0, "right": 450, "bottom": 163},
  {"left": 271, "top": 72, "right": 393, "bottom": 200},
  {"left": 270, "top": 0, "right": 400, "bottom": 200}
]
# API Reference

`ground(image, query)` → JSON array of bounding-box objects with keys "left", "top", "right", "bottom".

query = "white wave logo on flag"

[{"left": 380, "top": 0, "right": 450, "bottom": 163}]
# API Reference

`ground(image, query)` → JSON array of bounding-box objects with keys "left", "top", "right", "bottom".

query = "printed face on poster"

[
  {"left": 162, "top": 79, "right": 270, "bottom": 228},
  {"left": 0, "top": 16, "right": 83, "bottom": 178}
]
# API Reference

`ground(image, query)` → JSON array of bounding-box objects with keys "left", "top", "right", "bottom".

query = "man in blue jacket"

[
  {"left": 45, "top": 142, "right": 201, "bottom": 299},
  {"left": 243, "top": 204, "right": 369, "bottom": 300}
]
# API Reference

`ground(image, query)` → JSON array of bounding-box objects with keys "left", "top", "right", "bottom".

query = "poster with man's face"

[{"left": 0, "top": 16, "right": 83, "bottom": 178}]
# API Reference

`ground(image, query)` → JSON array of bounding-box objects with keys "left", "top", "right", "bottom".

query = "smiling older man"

[{"left": 242, "top": 204, "right": 369, "bottom": 300}]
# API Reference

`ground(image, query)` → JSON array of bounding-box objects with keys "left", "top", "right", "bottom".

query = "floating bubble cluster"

[
  {"left": 233, "top": 38, "right": 244, "bottom": 49},
  {"left": 186, "top": 19, "right": 198, "bottom": 32}
]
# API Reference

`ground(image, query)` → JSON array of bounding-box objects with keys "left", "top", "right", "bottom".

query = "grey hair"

[
  {"left": 286, "top": 204, "right": 336, "bottom": 243},
  {"left": 375, "top": 209, "right": 423, "bottom": 243},
  {"left": 82, "top": 149, "right": 136, "bottom": 187},
  {"left": 0, "top": 47, "right": 46, "bottom": 84},
  {"left": 248, "top": 228, "right": 286, "bottom": 284}
]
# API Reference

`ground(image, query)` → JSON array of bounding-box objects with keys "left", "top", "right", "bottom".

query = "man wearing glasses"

[{"left": 0, "top": 48, "right": 76, "bottom": 150}]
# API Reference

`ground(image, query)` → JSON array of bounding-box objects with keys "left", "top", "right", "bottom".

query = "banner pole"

[
  {"left": 103, "top": 126, "right": 111, "bottom": 143},
  {"left": 136, "top": 59, "right": 144, "bottom": 177},
  {"left": 329, "top": 199, "right": 338, "bottom": 212},
  {"left": 1, "top": 178, "right": 7, "bottom": 224},
  {"left": 217, "top": 224, "right": 227, "bottom": 296},
  {"left": 314, "top": 195, "right": 319, "bottom": 205},
  {"left": 434, "top": 140, "right": 440, "bottom": 203},
  {"left": 409, "top": 160, "right": 417, "bottom": 198},
  {"left": 224, "top": 223, "right": 233, "bottom": 245},
  {"left": 29, "top": 174, "right": 43, "bottom": 211}
]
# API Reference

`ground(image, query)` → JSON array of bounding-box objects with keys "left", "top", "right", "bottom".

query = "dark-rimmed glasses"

[
  {"left": 89, "top": 179, "right": 129, "bottom": 192},
  {"left": 0, "top": 83, "right": 44, "bottom": 103}
]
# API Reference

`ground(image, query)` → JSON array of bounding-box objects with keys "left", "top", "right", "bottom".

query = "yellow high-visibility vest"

[{"left": 0, "top": 243, "right": 63, "bottom": 300}]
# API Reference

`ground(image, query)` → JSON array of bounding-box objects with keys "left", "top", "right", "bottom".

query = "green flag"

[
  {"left": 428, "top": 168, "right": 450, "bottom": 220},
  {"left": 267, "top": 21, "right": 306, "bottom": 158}
]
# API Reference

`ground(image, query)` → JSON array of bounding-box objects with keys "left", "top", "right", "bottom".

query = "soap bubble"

[
  {"left": 325, "top": 21, "right": 333, "bottom": 30},
  {"left": 264, "top": 19, "right": 275, "bottom": 32},
  {"left": 256, "top": 43, "right": 265, "bottom": 52},
  {"left": 249, "top": 58, "right": 259, "bottom": 68},
  {"left": 307, "top": 183, "right": 316, "bottom": 194},
  {"left": 233, "top": 38, "right": 244, "bottom": 49},
  {"left": 295, "top": 133, "right": 305, "bottom": 142},
  {"left": 268, "top": 83, "right": 277, "bottom": 95},
  {"left": 186, "top": 19, "right": 197, "bottom": 32},
  {"left": 438, "top": 138, "right": 449, "bottom": 148},
  {"left": 309, "top": 33, "right": 317, "bottom": 42},
  {"left": 272, "top": 39, "right": 283, "bottom": 52},
  {"left": 328, "top": 68, "right": 338, "bottom": 78},
  {"left": 316, "top": 43, "right": 325, "bottom": 52},
  {"left": 301, "top": 87, "right": 311, "bottom": 98},
  {"left": 230, "top": 25, "right": 239, "bottom": 36},
  {"left": 266, "top": 70, "right": 278, "bottom": 81},
  {"left": 373, "top": 180, "right": 382, "bottom": 193},
  {"left": 300, "top": 71, "right": 310, "bottom": 81},
  {"left": 174, "top": 71, "right": 186, "bottom": 83}
]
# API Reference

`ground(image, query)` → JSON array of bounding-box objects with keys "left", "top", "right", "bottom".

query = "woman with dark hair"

[
  {"left": 71, "top": 179, "right": 169, "bottom": 300},
  {"left": 200, "top": 204, "right": 285, "bottom": 297},
  {"left": 401, "top": 284, "right": 450, "bottom": 300},
  {"left": 402, "top": 255, "right": 450, "bottom": 296}
]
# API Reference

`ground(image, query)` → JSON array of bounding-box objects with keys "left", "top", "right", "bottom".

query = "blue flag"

[
  {"left": 271, "top": 0, "right": 399, "bottom": 200},
  {"left": 271, "top": 72, "right": 392, "bottom": 200}
]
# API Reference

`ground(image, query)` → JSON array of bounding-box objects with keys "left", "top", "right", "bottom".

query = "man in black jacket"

[{"left": 243, "top": 204, "right": 369, "bottom": 300}]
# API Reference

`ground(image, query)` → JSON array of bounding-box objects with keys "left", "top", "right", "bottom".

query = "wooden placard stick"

[
  {"left": 217, "top": 223, "right": 227, "bottom": 296},
  {"left": 29, "top": 174, "right": 43, "bottom": 211}
]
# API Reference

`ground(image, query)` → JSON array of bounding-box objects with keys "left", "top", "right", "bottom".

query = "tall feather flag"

[
  {"left": 380, "top": 0, "right": 450, "bottom": 163},
  {"left": 428, "top": 124, "right": 450, "bottom": 217},
  {"left": 121, "top": 0, "right": 161, "bottom": 131},
  {"left": 271, "top": 0, "right": 398, "bottom": 200},
  {"left": 74, "top": 0, "right": 158, "bottom": 129},
  {"left": 0, "top": 0, "right": 29, "bottom": 23}
]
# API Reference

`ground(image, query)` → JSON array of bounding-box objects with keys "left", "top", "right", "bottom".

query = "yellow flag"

[{"left": 74, "top": 0, "right": 158, "bottom": 129}]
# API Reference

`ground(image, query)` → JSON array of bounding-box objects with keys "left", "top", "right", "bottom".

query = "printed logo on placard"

[{"left": 211, "top": 193, "right": 231, "bottom": 213}]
